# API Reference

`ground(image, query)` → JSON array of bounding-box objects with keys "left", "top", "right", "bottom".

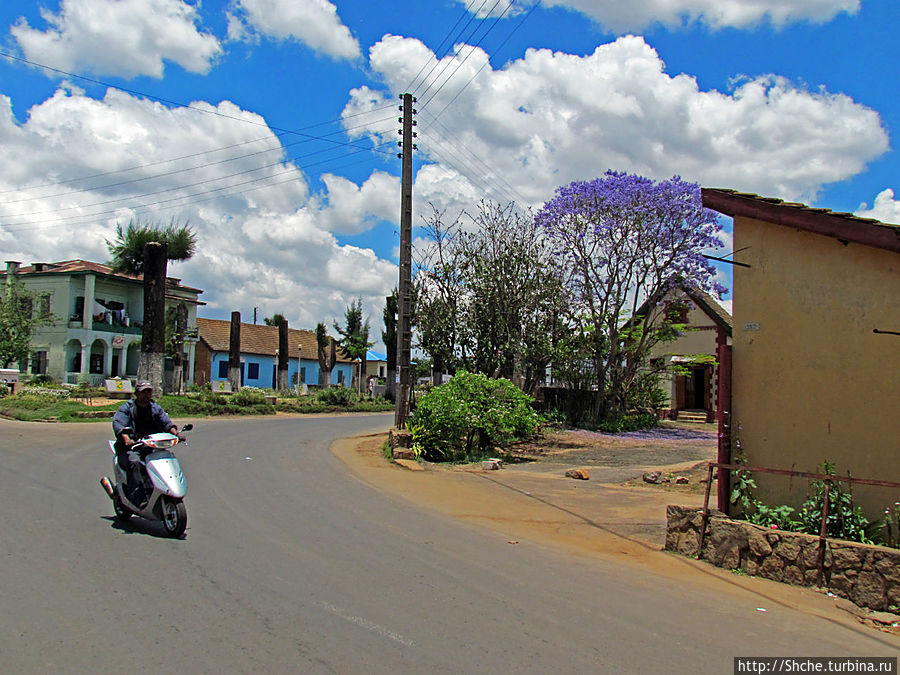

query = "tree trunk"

[
  {"left": 228, "top": 311, "right": 241, "bottom": 391},
  {"left": 138, "top": 242, "right": 167, "bottom": 394},
  {"left": 432, "top": 353, "right": 444, "bottom": 387},
  {"left": 277, "top": 320, "right": 289, "bottom": 392},
  {"left": 172, "top": 302, "right": 187, "bottom": 395}
]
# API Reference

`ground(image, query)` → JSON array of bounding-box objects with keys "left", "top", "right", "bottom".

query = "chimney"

[
  {"left": 32, "top": 263, "right": 45, "bottom": 272},
  {"left": 5, "top": 261, "right": 20, "bottom": 279}
]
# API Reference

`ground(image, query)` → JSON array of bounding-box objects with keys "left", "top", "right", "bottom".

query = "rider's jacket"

[{"left": 112, "top": 399, "right": 174, "bottom": 439}]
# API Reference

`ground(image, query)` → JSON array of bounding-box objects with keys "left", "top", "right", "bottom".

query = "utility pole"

[{"left": 395, "top": 93, "right": 416, "bottom": 429}]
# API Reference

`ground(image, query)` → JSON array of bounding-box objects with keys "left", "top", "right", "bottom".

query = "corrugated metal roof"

[
  {"left": 197, "top": 317, "right": 352, "bottom": 362},
  {"left": 702, "top": 188, "right": 900, "bottom": 254}
]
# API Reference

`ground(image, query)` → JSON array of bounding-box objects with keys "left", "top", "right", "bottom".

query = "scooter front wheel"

[{"left": 161, "top": 497, "right": 187, "bottom": 538}]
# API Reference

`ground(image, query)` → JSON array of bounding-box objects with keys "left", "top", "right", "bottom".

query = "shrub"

[
  {"left": 316, "top": 387, "right": 354, "bottom": 406},
  {"left": 0, "top": 384, "right": 8, "bottom": 397},
  {"left": 410, "top": 370, "right": 542, "bottom": 462},
  {"left": 797, "top": 461, "right": 871, "bottom": 543},
  {"left": 597, "top": 412, "right": 658, "bottom": 433},
  {"left": 232, "top": 388, "right": 267, "bottom": 406}
]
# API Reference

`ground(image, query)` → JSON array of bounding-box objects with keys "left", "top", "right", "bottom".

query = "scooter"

[{"left": 100, "top": 424, "right": 194, "bottom": 538}]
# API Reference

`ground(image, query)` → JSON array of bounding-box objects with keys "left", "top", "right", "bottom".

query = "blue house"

[{"left": 194, "top": 318, "right": 354, "bottom": 389}]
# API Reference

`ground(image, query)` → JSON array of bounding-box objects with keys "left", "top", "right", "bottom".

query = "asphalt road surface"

[{"left": 0, "top": 415, "right": 895, "bottom": 673}]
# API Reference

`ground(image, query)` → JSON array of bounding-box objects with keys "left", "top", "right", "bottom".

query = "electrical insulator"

[
  {"left": 398, "top": 117, "right": 403, "bottom": 123},
  {"left": 412, "top": 120, "right": 417, "bottom": 126},
  {"left": 412, "top": 132, "right": 417, "bottom": 138},
  {"left": 397, "top": 153, "right": 402, "bottom": 159}
]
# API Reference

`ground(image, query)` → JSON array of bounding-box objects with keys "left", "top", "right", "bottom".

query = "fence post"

[
  {"left": 697, "top": 463, "right": 715, "bottom": 559},
  {"left": 817, "top": 479, "right": 831, "bottom": 587}
]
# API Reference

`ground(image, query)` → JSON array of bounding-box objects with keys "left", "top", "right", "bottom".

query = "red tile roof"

[
  {"left": 1, "top": 258, "right": 204, "bottom": 294},
  {"left": 196, "top": 317, "right": 352, "bottom": 362}
]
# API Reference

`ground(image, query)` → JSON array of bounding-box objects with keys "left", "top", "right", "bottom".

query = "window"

[
  {"left": 337, "top": 369, "right": 345, "bottom": 385},
  {"left": 89, "top": 354, "right": 103, "bottom": 374},
  {"left": 40, "top": 294, "right": 51, "bottom": 318},
  {"left": 218, "top": 360, "right": 229, "bottom": 378},
  {"left": 300, "top": 367, "right": 306, "bottom": 383},
  {"left": 31, "top": 351, "right": 48, "bottom": 375},
  {"left": 247, "top": 363, "right": 260, "bottom": 380}
]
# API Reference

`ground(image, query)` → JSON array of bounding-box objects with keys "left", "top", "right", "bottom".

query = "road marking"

[{"left": 320, "top": 601, "right": 414, "bottom": 647}]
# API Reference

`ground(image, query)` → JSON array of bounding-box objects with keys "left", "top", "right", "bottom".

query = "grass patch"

[
  {"left": 0, "top": 394, "right": 120, "bottom": 422},
  {"left": 0, "top": 389, "right": 393, "bottom": 423},
  {"left": 275, "top": 397, "right": 394, "bottom": 415}
]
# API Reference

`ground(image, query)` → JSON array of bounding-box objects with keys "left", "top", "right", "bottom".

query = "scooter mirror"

[{"left": 181, "top": 424, "right": 193, "bottom": 432}]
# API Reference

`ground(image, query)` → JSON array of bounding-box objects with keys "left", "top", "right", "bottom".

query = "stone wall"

[{"left": 665, "top": 505, "right": 900, "bottom": 611}]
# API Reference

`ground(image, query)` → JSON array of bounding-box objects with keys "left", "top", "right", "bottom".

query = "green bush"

[
  {"left": 597, "top": 412, "right": 659, "bottom": 433},
  {"left": 232, "top": 388, "right": 267, "bottom": 406},
  {"left": 316, "top": 387, "right": 354, "bottom": 406},
  {"left": 410, "top": 370, "right": 542, "bottom": 462},
  {"left": 797, "top": 461, "right": 871, "bottom": 543}
]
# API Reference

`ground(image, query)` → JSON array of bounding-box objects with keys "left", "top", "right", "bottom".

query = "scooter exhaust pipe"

[{"left": 100, "top": 476, "right": 114, "bottom": 499}]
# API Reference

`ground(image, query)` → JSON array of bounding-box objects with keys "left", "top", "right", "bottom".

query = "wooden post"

[
  {"left": 697, "top": 462, "right": 715, "bottom": 559},
  {"left": 277, "top": 319, "right": 289, "bottom": 392},
  {"left": 137, "top": 241, "right": 167, "bottom": 394},
  {"left": 395, "top": 93, "right": 414, "bottom": 429},
  {"left": 228, "top": 311, "right": 241, "bottom": 391},
  {"left": 817, "top": 479, "right": 832, "bottom": 587}
]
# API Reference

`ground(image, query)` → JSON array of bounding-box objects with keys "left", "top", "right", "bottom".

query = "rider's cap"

[{"left": 135, "top": 381, "right": 153, "bottom": 392}]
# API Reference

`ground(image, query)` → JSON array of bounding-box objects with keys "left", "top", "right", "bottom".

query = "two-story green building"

[{"left": 2, "top": 259, "right": 203, "bottom": 387}]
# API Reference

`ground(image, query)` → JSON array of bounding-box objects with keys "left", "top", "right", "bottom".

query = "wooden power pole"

[{"left": 395, "top": 93, "right": 416, "bottom": 429}]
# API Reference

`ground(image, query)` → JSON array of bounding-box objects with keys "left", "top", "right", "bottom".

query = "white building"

[{"left": 2, "top": 259, "right": 203, "bottom": 386}]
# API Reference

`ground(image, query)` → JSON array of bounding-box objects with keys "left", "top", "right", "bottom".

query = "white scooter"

[{"left": 100, "top": 424, "right": 193, "bottom": 538}]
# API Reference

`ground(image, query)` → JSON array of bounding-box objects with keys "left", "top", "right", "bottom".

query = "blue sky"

[{"left": 0, "top": 0, "right": 896, "bottom": 348}]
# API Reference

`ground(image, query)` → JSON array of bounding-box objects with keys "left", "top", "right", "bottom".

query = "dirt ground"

[{"left": 333, "top": 423, "right": 900, "bottom": 639}]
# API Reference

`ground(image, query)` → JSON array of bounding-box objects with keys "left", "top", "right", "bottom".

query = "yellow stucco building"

[{"left": 703, "top": 189, "right": 900, "bottom": 520}]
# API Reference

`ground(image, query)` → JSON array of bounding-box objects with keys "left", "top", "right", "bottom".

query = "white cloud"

[
  {"left": 10, "top": 0, "right": 221, "bottom": 78},
  {"left": 459, "top": 0, "right": 859, "bottom": 32},
  {"left": 318, "top": 171, "right": 398, "bottom": 235},
  {"left": 345, "top": 34, "right": 888, "bottom": 209},
  {"left": 856, "top": 188, "right": 900, "bottom": 226},
  {"left": 0, "top": 86, "right": 396, "bottom": 333},
  {"left": 229, "top": 0, "right": 360, "bottom": 60}
]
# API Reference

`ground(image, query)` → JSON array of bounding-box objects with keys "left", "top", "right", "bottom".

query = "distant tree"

[
  {"left": 334, "top": 297, "right": 373, "bottom": 393},
  {"left": 107, "top": 219, "right": 197, "bottom": 394},
  {"left": 456, "top": 201, "right": 567, "bottom": 393},
  {"left": 0, "top": 278, "right": 54, "bottom": 368},
  {"left": 315, "top": 322, "right": 337, "bottom": 388},
  {"left": 164, "top": 303, "right": 189, "bottom": 395},
  {"left": 414, "top": 205, "right": 465, "bottom": 385},
  {"left": 382, "top": 289, "right": 398, "bottom": 401},
  {"left": 536, "top": 171, "right": 723, "bottom": 421},
  {"left": 264, "top": 313, "right": 287, "bottom": 327}
]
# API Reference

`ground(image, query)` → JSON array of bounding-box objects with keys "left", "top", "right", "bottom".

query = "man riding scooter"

[{"left": 112, "top": 381, "right": 182, "bottom": 507}]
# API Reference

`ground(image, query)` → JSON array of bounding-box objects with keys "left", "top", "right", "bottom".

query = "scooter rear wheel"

[{"left": 161, "top": 497, "right": 187, "bottom": 538}]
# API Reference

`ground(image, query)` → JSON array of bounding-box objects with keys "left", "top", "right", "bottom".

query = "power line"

[
  {"left": 417, "top": 0, "right": 514, "bottom": 111},
  {"left": 405, "top": 1, "right": 478, "bottom": 94},
  {"left": 0, "top": 102, "right": 396, "bottom": 197},
  {"left": 0, "top": 125, "right": 399, "bottom": 230},
  {"left": 0, "top": 114, "right": 397, "bottom": 206},
  {"left": 408, "top": 0, "right": 491, "bottom": 96}
]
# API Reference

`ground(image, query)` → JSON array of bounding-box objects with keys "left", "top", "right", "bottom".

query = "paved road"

[{"left": 0, "top": 415, "right": 895, "bottom": 673}]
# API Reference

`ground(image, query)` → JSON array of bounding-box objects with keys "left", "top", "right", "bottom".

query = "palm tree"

[{"left": 107, "top": 220, "right": 197, "bottom": 393}]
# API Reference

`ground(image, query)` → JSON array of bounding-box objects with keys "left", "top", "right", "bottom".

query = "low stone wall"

[{"left": 665, "top": 505, "right": 900, "bottom": 611}]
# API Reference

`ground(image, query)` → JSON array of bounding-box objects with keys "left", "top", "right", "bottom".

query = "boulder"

[{"left": 565, "top": 468, "right": 590, "bottom": 480}]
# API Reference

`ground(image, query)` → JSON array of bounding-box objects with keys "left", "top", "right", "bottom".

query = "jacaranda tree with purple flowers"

[{"left": 535, "top": 171, "right": 724, "bottom": 422}]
